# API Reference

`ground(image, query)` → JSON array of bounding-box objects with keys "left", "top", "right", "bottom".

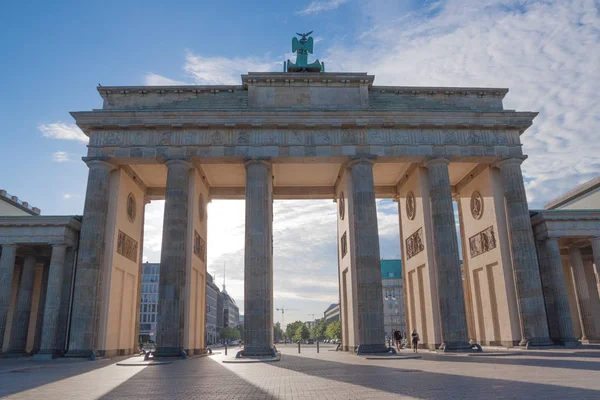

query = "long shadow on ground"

[
  {"left": 269, "top": 354, "right": 600, "bottom": 399},
  {"left": 0, "top": 356, "right": 124, "bottom": 397},
  {"left": 100, "top": 356, "right": 275, "bottom": 400},
  {"left": 415, "top": 351, "right": 600, "bottom": 372}
]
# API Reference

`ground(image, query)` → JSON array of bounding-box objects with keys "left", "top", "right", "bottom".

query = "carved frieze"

[
  {"left": 92, "top": 128, "right": 518, "bottom": 150},
  {"left": 341, "top": 231, "right": 347, "bottom": 258},
  {"left": 194, "top": 230, "right": 206, "bottom": 262},
  {"left": 469, "top": 226, "right": 496, "bottom": 258},
  {"left": 117, "top": 230, "right": 138, "bottom": 262},
  {"left": 405, "top": 227, "right": 424, "bottom": 260}
]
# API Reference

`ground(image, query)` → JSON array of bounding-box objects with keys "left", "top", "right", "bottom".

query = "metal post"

[
  {"left": 317, "top": 341, "right": 319, "bottom": 353},
  {"left": 298, "top": 342, "right": 301, "bottom": 354},
  {"left": 225, "top": 343, "right": 228, "bottom": 356}
]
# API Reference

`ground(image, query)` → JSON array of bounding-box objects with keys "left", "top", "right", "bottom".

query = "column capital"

[
  {"left": 49, "top": 243, "right": 68, "bottom": 249},
  {"left": 494, "top": 156, "right": 528, "bottom": 169},
  {"left": 347, "top": 157, "right": 376, "bottom": 168},
  {"left": 1, "top": 243, "right": 18, "bottom": 250},
  {"left": 164, "top": 157, "right": 193, "bottom": 169},
  {"left": 422, "top": 157, "right": 450, "bottom": 168},
  {"left": 82, "top": 157, "right": 117, "bottom": 171},
  {"left": 244, "top": 158, "right": 272, "bottom": 169}
]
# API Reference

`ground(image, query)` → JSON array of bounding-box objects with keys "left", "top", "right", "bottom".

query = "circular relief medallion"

[
  {"left": 126, "top": 193, "right": 136, "bottom": 223},
  {"left": 339, "top": 192, "right": 345, "bottom": 220},
  {"left": 471, "top": 191, "right": 484, "bottom": 220},
  {"left": 198, "top": 194, "right": 205, "bottom": 222},
  {"left": 406, "top": 191, "right": 416, "bottom": 220}
]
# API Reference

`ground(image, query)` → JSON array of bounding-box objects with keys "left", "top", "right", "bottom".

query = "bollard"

[
  {"left": 225, "top": 343, "right": 228, "bottom": 356},
  {"left": 317, "top": 341, "right": 319, "bottom": 353},
  {"left": 298, "top": 342, "right": 301, "bottom": 354}
]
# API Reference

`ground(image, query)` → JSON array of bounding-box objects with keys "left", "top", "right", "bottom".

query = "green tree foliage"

[
  {"left": 285, "top": 320, "right": 304, "bottom": 339},
  {"left": 293, "top": 324, "right": 311, "bottom": 342},
  {"left": 273, "top": 324, "right": 284, "bottom": 342},
  {"left": 325, "top": 321, "right": 341, "bottom": 339},
  {"left": 311, "top": 319, "right": 327, "bottom": 339},
  {"left": 220, "top": 326, "right": 241, "bottom": 342}
]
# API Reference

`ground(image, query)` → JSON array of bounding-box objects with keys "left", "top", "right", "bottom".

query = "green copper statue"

[{"left": 285, "top": 31, "right": 324, "bottom": 73}]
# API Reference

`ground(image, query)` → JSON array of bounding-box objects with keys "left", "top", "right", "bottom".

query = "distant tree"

[
  {"left": 274, "top": 324, "right": 284, "bottom": 342},
  {"left": 221, "top": 326, "right": 241, "bottom": 342},
  {"left": 236, "top": 322, "right": 244, "bottom": 340},
  {"left": 286, "top": 320, "right": 304, "bottom": 340},
  {"left": 325, "top": 321, "right": 341, "bottom": 340},
  {"left": 293, "top": 324, "right": 311, "bottom": 342},
  {"left": 311, "top": 319, "right": 327, "bottom": 340}
]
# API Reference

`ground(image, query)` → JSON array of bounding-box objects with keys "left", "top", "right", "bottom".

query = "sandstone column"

[
  {"left": 424, "top": 158, "right": 471, "bottom": 350},
  {"left": 0, "top": 244, "right": 18, "bottom": 353},
  {"left": 348, "top": 158, "right": 387, "bottom": 353},
  {"left": 497, "top": 158, "right": 551, "bottom": 346},
  {"left": 591, "top": 238, "right": 600, "bottom": 280},
  {"left": 155, "top": 159, "right": 192, "bottom": 357},
  {"left": 8, "top": 254, "right": 37, "bottom": 353},
  {"left": 569, "top": 246, "right": 598, "bottom": 341},
  {"left": 242, "top": 159, "right": 274, "bottom": 356},
  {"left": 67, "top": 158, "right": 115, "bottom": 357},
  {"left": 36, "top": 244, "right": 68, "bottom": 357},
  {"left": 545, "top": 239, "right": 578, "bottom": 347}
]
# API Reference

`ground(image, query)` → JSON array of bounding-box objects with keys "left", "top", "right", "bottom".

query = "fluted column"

[
  {"left": 8, "top": 254, "right": 37, "bottom": 353},
  {"left": 497, "top": 158, "right": 551, "bottom": 346},
  {"left": 0, "top": 244, "right": 18, "bottom": 352},
  {"left": 591, "top": 238, "right": 600, "bottom": 281},
  {"left": 36, "top": 244, "right": 68, "bottom": 357},
  {"left": 155, "top": 159, "right": 192, "bottom": 357},
  {"left": 569, "top": 246, "right": 598, "bottom": 341},
  {"left": 242, "top": 159, "right": 274, "bottom": 356},
  {"left": 67, "top": 158, "right": 115, "bottom": 357},
  {"left": 545, "top": 239, "right": 578, "bottom": 346},
  {"left": 348, "top": 158, "right": 387, "bottom": 353},
  {"left": 425, "top": 158, "right": 470, "bottom": 350}
]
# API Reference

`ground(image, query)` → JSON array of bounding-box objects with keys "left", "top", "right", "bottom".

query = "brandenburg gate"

[{"left": 56, "top": 35, "right": 556, "bottom": 357}]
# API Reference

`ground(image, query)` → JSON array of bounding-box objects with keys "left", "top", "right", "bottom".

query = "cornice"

[
  {"left": 372, "top": 86, "right": 508, "bottom": 99},
  {"left": 71, "top": 110, "right": 537, "bottom": 134},
  {"left": 530, "top": 209, "right": 600, "bottom": 226},
  {"left": 0, "top": 215, "right": 83, "bottom": 231}
]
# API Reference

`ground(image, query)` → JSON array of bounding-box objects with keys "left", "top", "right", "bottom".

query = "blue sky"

[{"left": 1, "top": 0, "right": 599, "bottom": 326}]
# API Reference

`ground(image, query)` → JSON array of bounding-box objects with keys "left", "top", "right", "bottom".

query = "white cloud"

[
  {"left": 144, "top": 72, "right": 187, "bottom": 86},
  {"left": 63, "top": 193, "right": 73, "bottom": 199},
  {"left": 39, "top": 123, "right": 88, "bottom": 143},
  {"left": 296, "top": 0, "right": 349, "bottom": 15},
  {"left": 324, "top": 0, "right": 600, "bottom": 208},
  {"left": 52, "top": 151, "right": 71, "bottom": 163},
  {"left": 183, "top": 51, "right": 280, "bottom": 85}
]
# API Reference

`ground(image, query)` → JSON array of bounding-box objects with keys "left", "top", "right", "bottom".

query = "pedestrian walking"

[
  {"left": 411, "top": 329, "right": 420, "bottom": 353},
  {"left": 393, "top": 328, "right": 403, "bottom": 351}
]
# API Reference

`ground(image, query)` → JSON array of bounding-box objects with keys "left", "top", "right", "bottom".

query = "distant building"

[
  {"left": 545, "top": 177, "right": 600, "bottom": 210},
  {"left": 222, "top": 291, "right": 239, "bottom": 328},
  {"left": 324, "top": 303, "right": 340, "bottom": 324},
  {"left": 0, "top": 189, "right": 40, "bottom": 216},
  {"left": 206, "top": 273, "right": 219, "bottom": 345},
  {"left": 381, "top": 259, "right": 405, "bottom": 338},
  {"left": 139, "top": 262, "right": 160, "bottom": 343}
]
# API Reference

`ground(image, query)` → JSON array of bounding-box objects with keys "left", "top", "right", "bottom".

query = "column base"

[
  {"left": 580, "top": 338, "right": 600, "bottom": 344},
  {"left": 356, "top": 344, "right": 391, "bottom": 355},
  {"left": 33, "top": 350, "right": 64, "bottom": 360},
  {"left": 154, "top": 347, "right": 187, "bottom": 358},
  {"left": 64, "top": 350, "right": 99, "bottom": 359},
  {"left": 523, "top": 338, "right": 555, "bottom": 349},
  {"left": 440, "top": 342, "right": 483, "bottom": 353},
  {"left": 240, "top": 346, "right": 277, "bottom": 357}
]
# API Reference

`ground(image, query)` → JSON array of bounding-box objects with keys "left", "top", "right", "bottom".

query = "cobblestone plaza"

[{"left": 2, "top": 344, "right": 600, "bottom": 399}]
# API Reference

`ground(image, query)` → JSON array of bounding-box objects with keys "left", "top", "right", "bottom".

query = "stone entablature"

[
  {"left": 0, "top": 216, "right": 81, "bottom": 247},
  {"left": 531, "top": 210, "right": 600, "bottom": 241}
]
